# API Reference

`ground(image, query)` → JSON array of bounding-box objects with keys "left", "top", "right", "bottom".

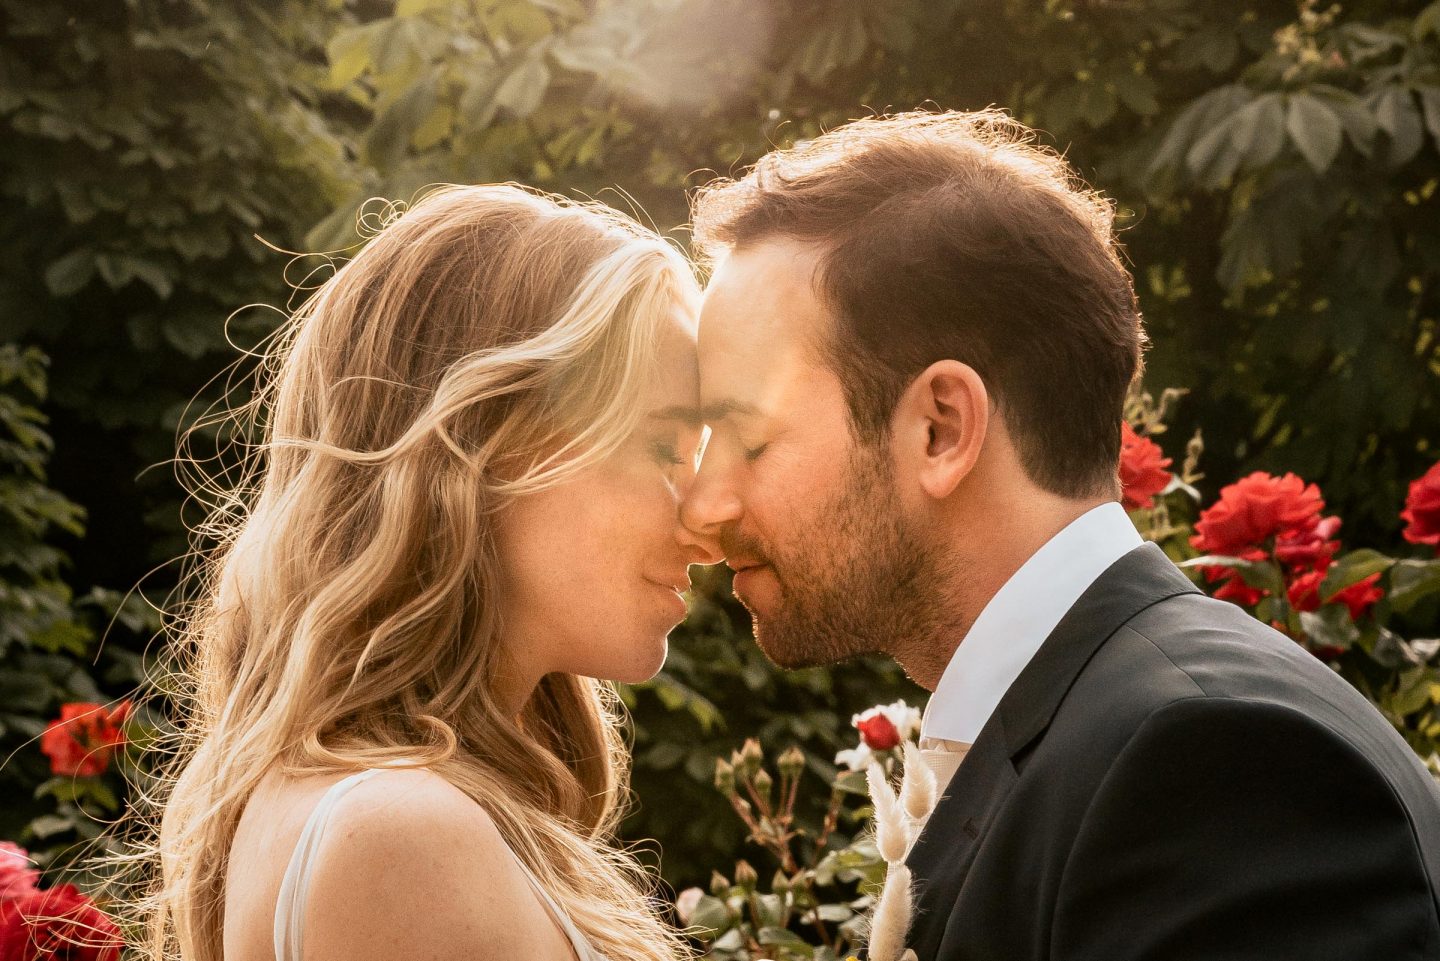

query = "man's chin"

[{"left": 751, "top": 617, "right": 859, "bottom": 670}]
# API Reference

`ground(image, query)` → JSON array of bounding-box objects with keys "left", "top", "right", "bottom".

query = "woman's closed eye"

[{"left": 650, "top": 438, "right": 693, "bottom": 468}]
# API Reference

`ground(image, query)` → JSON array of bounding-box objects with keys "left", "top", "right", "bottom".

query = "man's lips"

[
  {"left": 730, "top": 562, "right": 772, "bottom": 599},
  {"left": 726, "top": 559, "right": 768, "bottom": 574}
]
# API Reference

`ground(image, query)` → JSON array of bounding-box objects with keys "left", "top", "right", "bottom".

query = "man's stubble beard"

[{"left": 742, "top": 446, "right": 949, "bottom": 671}]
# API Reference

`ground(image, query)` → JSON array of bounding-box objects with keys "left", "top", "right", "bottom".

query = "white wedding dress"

[{"left": 272, "top": 766, "right": 607, "bottom": 961}]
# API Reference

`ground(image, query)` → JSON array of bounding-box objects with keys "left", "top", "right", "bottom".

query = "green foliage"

[
  {"left": 0, "top": 345, "right": 157, "bottom": 861},
  {"left": 0, "top": 0, "right": 353, "bottom": 571},
  {"left": 623, "top": 564, "right": 918, "bottom": 888},
  {"left": 314, "top": 0, "right": 1440, "bottom": 541}
]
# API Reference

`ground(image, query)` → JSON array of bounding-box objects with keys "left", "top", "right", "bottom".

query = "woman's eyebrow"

[
  {"left": 696, "top": 399, "right": 761, "bottom": 423},
  {"left": 646, "top": 405, "right": 706, "bottom": 427}
]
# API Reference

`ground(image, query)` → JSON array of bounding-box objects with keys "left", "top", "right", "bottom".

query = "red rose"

[
  {"left": 854, "top": 712, "right": 901, "bottom": 751},
  {"left": 1286, "top": 569, "right": 1326, "bottom": 613},
  {"left": 1333, "top": 573, "right": 1384, "bottom": 621},
  {"left": 1119, "top": 423, "right": 1173, "bottom": 511},
  {"left": 1274, "top": 515, "right": 1341, "bottom": 569},
  {"left": 1286, "top": 567, "right": 1383, "bottom": 621},
  {"left": 1191, "top": 472, "right": 1325, "bottom": 559},
  {"left": 39, "top": 702, "right": 131, "bottom": 778},
  {"left": 1211, "top": 569, "right": 1267, "bottom": 608},
  {"left": 1401, "top": 461, "right": 1440, "bottom": 551},
  {"left": 0, "top": 845, "right": 38, "bottom": 903},
  {"left": 0, "top": 884, "right": 122, "bottom": 961}
]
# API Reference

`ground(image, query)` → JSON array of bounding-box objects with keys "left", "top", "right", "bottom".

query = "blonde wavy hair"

[{"left": 112, "top": 184, "right": 698, "bottom": 961}]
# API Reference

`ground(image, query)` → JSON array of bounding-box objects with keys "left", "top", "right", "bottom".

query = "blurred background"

[{"left": 1, "top": 0, "right": 1438, "bottom": 898}]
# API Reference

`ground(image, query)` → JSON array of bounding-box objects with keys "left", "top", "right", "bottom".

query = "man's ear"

[{"left": 894, "top": 360, "right": 989, "bottom": 501}]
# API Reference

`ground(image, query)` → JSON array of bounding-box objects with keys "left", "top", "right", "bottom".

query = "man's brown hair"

[{"left": 691, "top": 109, "right": 1145, "bottom": 499}]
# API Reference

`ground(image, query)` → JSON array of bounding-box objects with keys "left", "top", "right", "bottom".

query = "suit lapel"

[
  {"left": 903, "top": 543, "right": 1200, "bottom": 957},
  {"left": 905, "top": 721, "right": 1017, "bottom": 959}
]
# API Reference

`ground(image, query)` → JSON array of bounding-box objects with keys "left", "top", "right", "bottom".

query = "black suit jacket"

[{"left": 905, "top": 543, "right": 1440, "bottom": 960}]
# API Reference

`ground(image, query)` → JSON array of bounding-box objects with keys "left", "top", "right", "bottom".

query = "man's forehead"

[{"left": 697, "top": 240, "right": 828, "bottom": 375}]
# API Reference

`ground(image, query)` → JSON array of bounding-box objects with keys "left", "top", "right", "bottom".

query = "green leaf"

[
  {"left": 1286, "top": 94, "right": 1343, "bottom": 173},
  {"left": 812, "top": 903, "right": 853, "bottom": 923},
  {"left": 753, "top": 893, "right": 786, "bottom": 928},
  {"left": 832, "top": 769, "right": 870, "bottom": 796},
  {"left": 639, "top": 741, "right": 686, "bottom": 769},
  {"left": 1418, "top": 86, "right": 1440, "bottom": 149},
  {"left": 1186, "top": 109, "right": 1244, "bottom": 186},
  {"left": 326, "top": 24, "right": 375, "bottom": 86},
  {"left": 687, "top": 895, "right": 732, "bottom": 937},
  {"left": 1390, "top": 560, "right": 1440, "bottom": 615},
  {"left": 1299, "top": 605, "right": 1360, "bottom": 650},
  {"left": 1312, "top": 85, "right": 1378, "bottom": 156},
  {"left": 1180, "top": 555, "right": 1274, "bottom": 584},
  {"left": 530, "top": 0, "right": 587, "bottom": 17},
  {"left": 1417, "top": 1, "right": 1440, "bottom": 39},
  {"left": 1114, "top": 72, "right": 1160, "bottom": 117},
  {"left": 1372, "top": 86, "right": 1424, "bottom": 167},
  {"left": 495, "top": 50, "right": 551, "bottom": 118},
  {"left": 43, "top": 249, "right": 96, "bottom": 297},
  {"left": 410, "top": 103, "right": 452, "bottom": 150},
  {"left": 396, "top": 0, "right": 453, "bottom": 16},
  {"left": 27, "top": 814, "right": 74, "bottom": 839},
  {"left": 365, "top": 69, "right": 440, "bottom": 166},
  {"left": 1388, "top": 666, "right": 1435, "bottom": 716},
  {"left": 794, "top": 6, "right": 869, "bottom": 83},
  {"left": 1231, "top": 93, "right": 1285, "bottom": 170},
  {"left": 712, "top": 929, "right": 745, "bottom": 952},
  {"left": 1319, "top": 549, "right": 1396, "bottom": 598},
  {"left": 757, "top": 926, "right": 806, "bottom": 946}
]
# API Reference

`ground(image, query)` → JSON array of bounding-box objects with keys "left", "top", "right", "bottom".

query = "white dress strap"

[
  {"left": 504, "top": 844, "right": 605, "bottom": 961},
  {"left": 272, "top": 768, "right": 388, "bottom": 961}
]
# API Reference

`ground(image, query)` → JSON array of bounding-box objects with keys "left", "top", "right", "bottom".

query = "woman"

[{"left": 122, "top": 184, "right": 719, "bottom": 960}]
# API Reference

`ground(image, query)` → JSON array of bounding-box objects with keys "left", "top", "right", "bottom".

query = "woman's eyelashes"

[
  {"left": 650, "top": 438, "right": 686, "bottom": 466},
  {"left": 743, "top": 442, "right": 768, "bottom": 463}
]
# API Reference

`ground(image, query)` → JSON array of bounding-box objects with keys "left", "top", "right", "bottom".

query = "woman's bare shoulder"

[{"left": 301, "top": 767, "right": 573, "bottom": 960}]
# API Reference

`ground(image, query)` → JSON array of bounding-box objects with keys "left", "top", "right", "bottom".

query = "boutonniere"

[{"left": 861, "top": 741, "right": 937, "bottom": 961}]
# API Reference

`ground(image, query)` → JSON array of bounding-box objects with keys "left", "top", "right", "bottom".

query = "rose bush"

[
  {"left": 0, "top": 843, "right": 120, "bottom": 961},
  {"left": 686, "top": 410, "right": 1440, "bottom": 959},
  {"left": 679, "top": 708, "right": 923, "bottom": 961}
]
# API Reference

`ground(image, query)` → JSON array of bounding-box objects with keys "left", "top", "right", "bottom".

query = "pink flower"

[
  {"left": 0, "top": 845, "right": 38, "bottom": 903},
  {"left": 674, "top": 887, "right": 704, "bottom": 925}
]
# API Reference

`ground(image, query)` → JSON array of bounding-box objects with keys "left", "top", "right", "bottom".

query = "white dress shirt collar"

[{"left": 921, "top": 502, "right": 1143, "bottom": 745}]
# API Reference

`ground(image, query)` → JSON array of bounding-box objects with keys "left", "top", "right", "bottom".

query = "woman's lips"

[{"left": 647, "top": 579, "right": 689, "bottom": 617}]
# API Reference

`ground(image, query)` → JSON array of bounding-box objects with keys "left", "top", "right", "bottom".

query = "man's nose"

[{"left": 678, "top": 452, "right": 742, "bottom": 559}]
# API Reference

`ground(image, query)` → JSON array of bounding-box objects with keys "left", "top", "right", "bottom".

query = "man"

[{"left": 682, "top": 109, "right": 1440, "bottom": 960}]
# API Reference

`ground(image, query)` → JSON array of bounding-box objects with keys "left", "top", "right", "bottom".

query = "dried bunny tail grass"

[
  {"left": 867, "top": 862, "right": 915, "bottom": 961},
  {"left": 867, "top": 763, "right": 908, "bottom": 864},
  {"left": 83, "top": 183, "right": 700, "bottom": 961},
  {"left": 899, "top": 741, "right": 937, "bottom": 822}
]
